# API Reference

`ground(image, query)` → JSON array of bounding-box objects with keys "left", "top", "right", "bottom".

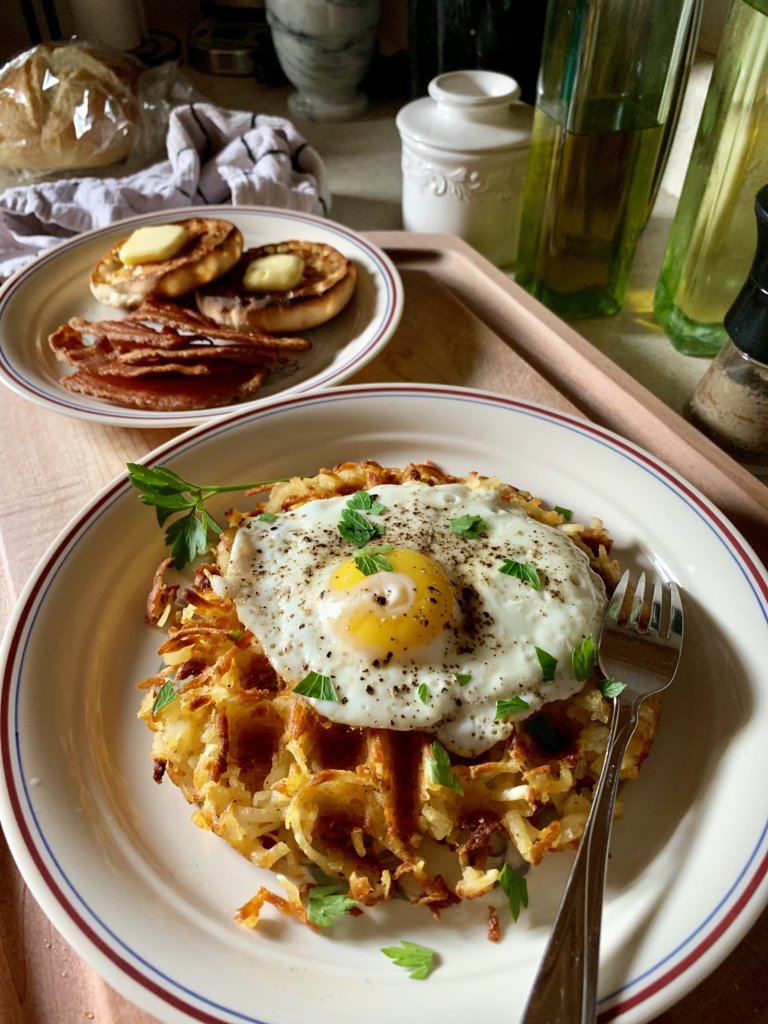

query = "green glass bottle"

[
  {"left": 515, "top": 0, "right": 700, "bottom": 319},
  {"left": 654, "top": 0, "right": 768, "bottom": 357}
]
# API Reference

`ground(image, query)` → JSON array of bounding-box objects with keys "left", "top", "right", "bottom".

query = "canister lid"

[{"left": 396, "top": 69, "right": 533, "bottom": 154}]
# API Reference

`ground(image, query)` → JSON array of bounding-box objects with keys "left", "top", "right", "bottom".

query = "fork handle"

[{"left": 520, "top": 698, "right": 638, "bottom": 1023}]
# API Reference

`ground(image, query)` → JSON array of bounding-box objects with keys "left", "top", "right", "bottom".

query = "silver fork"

[{"left": 521, "top": 570, "right": 684, "bottom": 1023}]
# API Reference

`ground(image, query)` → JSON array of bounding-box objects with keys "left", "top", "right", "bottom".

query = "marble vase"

[{"left": 265, "top": 0, "right": 381, "bottom": 122}]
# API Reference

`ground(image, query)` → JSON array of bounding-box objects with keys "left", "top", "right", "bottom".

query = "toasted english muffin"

[
  {"left": 195, "top": 240, "right": 357, "bottom": 334},
  {"left": 89, "top": 218, "right": 244, "bottom": 310}
]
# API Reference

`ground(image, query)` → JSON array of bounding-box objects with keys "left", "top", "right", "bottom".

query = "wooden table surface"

[{"left": 0, "top": 232, "right": 766, "bottom": 1023}]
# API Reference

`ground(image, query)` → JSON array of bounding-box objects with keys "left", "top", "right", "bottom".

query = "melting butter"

[
  {"left": 244, "top": 253, "right": 305, "bottom": 291},
  {"left": 119, "top": 224, "right": 190, "bottom": 266}
]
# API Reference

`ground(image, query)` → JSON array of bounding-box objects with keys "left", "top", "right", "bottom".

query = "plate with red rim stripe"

[
  {"left": 0, "top": 205, "right": 403, "bottom": 428},
  {"left": 1, "top": 383, "right": 766, "bottom": 1024}
]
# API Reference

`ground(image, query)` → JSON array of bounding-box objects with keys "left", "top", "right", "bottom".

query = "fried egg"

[{"left": 213, "top": 482, "right": 607, "bottom": 756}]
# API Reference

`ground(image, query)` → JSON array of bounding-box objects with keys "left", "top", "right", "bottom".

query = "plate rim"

[
  {"left": 2, "top": 382, "right": 767, "bottom": 1024},
  {"left": 0, "top": 205, "right": 404, "bottom": 428}
]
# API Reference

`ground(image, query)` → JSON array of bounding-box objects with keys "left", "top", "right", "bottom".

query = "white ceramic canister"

[{"left": 396, "top": 70, "right": 533, "bottom": 267}]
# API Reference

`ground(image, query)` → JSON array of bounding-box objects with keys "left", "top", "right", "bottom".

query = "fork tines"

[{"left": 609, "top": 569, "right": 683, "bottom": 645}]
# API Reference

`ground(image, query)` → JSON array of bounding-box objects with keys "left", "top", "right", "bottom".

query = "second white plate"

[
  {"left": 2, "top": 384, "right": 767, "bottom": 1024},
  {"left": 0, "top": 206, "right": 403, "bottom": 427}
]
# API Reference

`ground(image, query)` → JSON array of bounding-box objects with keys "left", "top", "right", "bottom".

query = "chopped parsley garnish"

[
  {"left": 455, "top": 672, "right": 472, "bottom": 687},
  {"left": 535, "top": 646, "right": 558, "bottom": 682},
  {"left": 127, "top": 462, "right": 285, "bottom": 569},
  {"left": 598, "top": 677, "right": 626, "bottom": 698},
  {"left": 346, "top": 491, "right": 386, "bottom": 514},
  {"left": 229, "top": 629, "right": 244, "bottom": 640},
  {"left": 417, "top": 683, "right": 430, "bottom": 704},
  {"left": 151, "top": 680, "right": 177, "bottom": 715},
  {"left": 338, "top": 507, "right": 386, "bottom": 548},
  {"left": 498, "top": 864, "right": 529, "bottom": 922},
  {"left": 571, "top": 634, "right": 595, "bottom": 681},
  {"left": 293, "top": 671, "right": 338, "bottom": 702},
  {"left": 381, "top": 940, "right": 435, "bottom": 980},
  {"left": 427, "top": 741, "right": 463, "bottom": 795},
  {"left": 307, "top": 884, "right": 359, "bottom": 927},
  {"left": 258, "top": 512, "right": 279, "bottom": 522},
  {"left": 524, "top": 714, "right": 560, "bottom": 750},
  {"left": 498, "top": 559, "right": 542, "bottom": 590},
  {"left": 449, "top": 514, "right": 487, "bottom": 539},
  {"left": 554, "top": 506, "right": 572, "bottom": 521},
  {"left": 494, "top": 696, "right": 530, "bottom": 720},
  {"left": 354, "top": 544, "right": 394, "bottom": 576}
]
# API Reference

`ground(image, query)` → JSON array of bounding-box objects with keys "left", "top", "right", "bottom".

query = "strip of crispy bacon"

[
  {"left": 53, "top": 326, "right": 288, "bottom": 376},
  {"left": 61, "top": 364, "right": 268, "bottom": 410},
  {"left": 49, "top": 294, "right": 310, "bottom": 411},
  {"left": 68, "top": 317, "right": 190, "bottom": 349},
  {"left": 133, "top": 299, "right": 311, "bottom": 352},
  {"left": 114, "top": 344, "right": 278, "bottom": 368}
]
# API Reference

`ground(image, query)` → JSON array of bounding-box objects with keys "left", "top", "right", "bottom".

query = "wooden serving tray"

[
  {"left": 360, "top": 232, "right": 768, "bottom": 563},
  {"left": 0, "top": 231, "right": 765, "bottom": 1024}
]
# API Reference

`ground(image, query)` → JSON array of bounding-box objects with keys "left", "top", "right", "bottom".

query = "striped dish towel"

[{"left": 0, "top": 102, "right": 331, "bottom": 280}]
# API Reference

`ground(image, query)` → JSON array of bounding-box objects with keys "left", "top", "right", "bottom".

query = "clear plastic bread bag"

[{"left": 0, "top": 39, "right": 194, "bottom": 186}]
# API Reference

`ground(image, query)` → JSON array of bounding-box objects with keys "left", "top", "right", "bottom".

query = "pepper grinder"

[{"left": 689, "top": 185, "right": 768, "bottom": 477}]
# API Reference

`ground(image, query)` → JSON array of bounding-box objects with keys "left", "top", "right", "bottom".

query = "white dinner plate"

[
  {"left": 0, "top": 206, "right": 403, "bottom": 427},
  {"left": 2, "top": 383, "right": 767, "bottom": 1024}
]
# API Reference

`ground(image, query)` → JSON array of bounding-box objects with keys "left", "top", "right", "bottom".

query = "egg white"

[{"left": 213, "top": 482, "right": 607, "bottom": 756}]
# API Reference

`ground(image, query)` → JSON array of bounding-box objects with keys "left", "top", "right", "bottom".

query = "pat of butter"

[
  {"left": 119, "top": 225, "right": 190, "bottom": 266},
  {"left": 243, "top": 253, "right": 305, "bottom": 291}
]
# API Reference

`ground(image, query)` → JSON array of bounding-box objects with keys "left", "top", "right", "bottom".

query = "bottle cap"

[{"left": 724, "top": 184, "right": 768, "bottom": 362}]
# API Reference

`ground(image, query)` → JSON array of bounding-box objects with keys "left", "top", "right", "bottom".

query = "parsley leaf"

[
  {"left": 494, "top": 695, "right": 530, "bottom": 720},
  {"left": 417, "top": 683, "right": 430, "bottom": 704},
  {"left": 455, "top": 672, "right": 472, "bottom": 687},
  {"left": 498, "top": 864, "right": 529, "bottom": 922},
  {"left": 338, "top": 507, "right": 386, "bottom": 548},
  {"left": 498, "top": 560, "right": 542, "bottom": 590},
  {"left": 307, "top": 884, "right": 358, "bottom": 928},
  {"left": 165, "top": 509, "right": 209, "bottom": 569},
  {"left": 449, "top": 514, "right": 487, "bottom": 539},
  {"left": 127, "top": 463, "right": 286, "bottom": 570},
  {"left": 524, "top": 714, "right": 560, "bottom": 750},
  {"left": 354, "top": 544, "right": 394, "bottom": 576},
  {"left": 346, "top": 491, "right": 386, "bottom": 514},
  {"left": 598, "top": 677, "right": 626, "bottom": 698},
  {"left": 381, "top": 940, "right": 435, "bottom": 980},
  {"left": 571, "top": 634, "right": 595, "bottom": 681},
  {"left": 427, "top": 741, "right": 463, "bottom": 795},
  {"left": 554, "top": 505, "right": 572, "bottom": 521},
  {"left": 535, "top": 646, "right": 558, "bottom": 682},
  {"left": 338, "top": 493, "right": 387, "bottom": 547},
  {"left": 151, "top": 680, "right": 177, "bottom": 715},
  {"left": 293, "top": 671, "right": 338, "bottom": 702},
  {"left": 258, "top": 512, "right": 279, "bottom": 522}
]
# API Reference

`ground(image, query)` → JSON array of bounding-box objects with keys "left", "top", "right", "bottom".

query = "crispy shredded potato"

[{"left": 137, "top": 460, "right": 660, "bottom": 930}]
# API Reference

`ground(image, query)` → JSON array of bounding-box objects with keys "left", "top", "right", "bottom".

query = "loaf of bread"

[{"left": 0, "top": 42, "right": 141, "bottom": 175}]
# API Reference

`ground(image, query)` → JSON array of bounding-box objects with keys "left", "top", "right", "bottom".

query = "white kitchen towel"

[{"left": 0, "top": 102, "right": 332, "bottom": 280}]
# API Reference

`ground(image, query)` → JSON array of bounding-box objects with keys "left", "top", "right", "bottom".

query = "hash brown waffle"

[{"left": 137, "top": 461, "right": 660, "bottom": 930}]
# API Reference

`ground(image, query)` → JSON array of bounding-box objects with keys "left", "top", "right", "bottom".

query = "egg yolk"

[{"left": 322, "top": 548, "right": 455, "bottom": 658}]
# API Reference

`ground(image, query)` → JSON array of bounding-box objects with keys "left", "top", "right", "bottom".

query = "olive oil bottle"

[
  {"left": 517, "top": 104, "right": 665, "bottom": 318},
  {"left": 515, "top": 0, "right": 700, "bottom": 320},
  {"left": 654, "top": 0, "right": 768, "bottom": 356}
]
